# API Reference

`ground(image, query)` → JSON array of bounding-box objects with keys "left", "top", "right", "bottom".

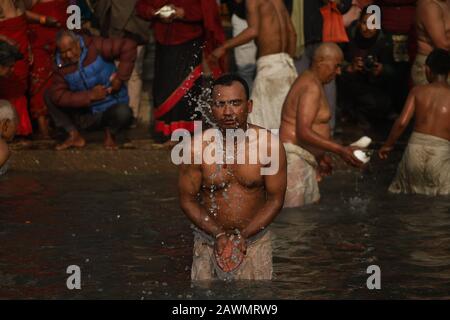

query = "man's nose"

[{"left": 223, "top": 104, "right": 233, "bottom": 115}]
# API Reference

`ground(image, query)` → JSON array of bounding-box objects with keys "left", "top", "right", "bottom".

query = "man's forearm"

[
  {"left": 384, "top": 121, "right": 407, "bottom": 148},
  {"left": 241, "top": 199, "right": 283, "bottom": 239},
  {"left": 181, "top": 200, "right": 225, "bottom": 237},
  {"left": 223, "top": 28, "right": 257, "bottom": 51},
  {"left": 299, "top": 128, "right": 344, "bottom": 155}
]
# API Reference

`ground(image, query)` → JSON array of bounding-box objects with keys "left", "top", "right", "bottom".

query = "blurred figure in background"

[
  {"left": 47, "top": 31, "right": 136, "bottom": 150},
  {"left": 94, "top": 0, "right": 151, "bottom": 126},
  {"left": 211, "top": 0, "right": 297, "bottom": 131},
  {"left": 413, "top": 0, "right": 450, "bottom": 85},
  {"left": 223, "top": 0, "right": 257, "bottom": 90},
  {"left": 376, "top": 0, "right": 416, "bottom": 111},
  {"left": 379, "top": 48, "right": 450, "bottom": 195},
  {"left": 0, "top": 0, "right": 33, "bottom": 139},
  {"left": 136, "top": 0, "right": 226, "bottom": 145},
  {"left": 0, "top": 99, "right": 17, "bottom": 175},
  {"left": 296, "top": 0, "right": 354, "bottom": 133},
  {"left": 28, "top": 0, "right": 68, "bottom": 139},
  {"left": 338, "top": 7, "right": 396, "bottom": 129}
]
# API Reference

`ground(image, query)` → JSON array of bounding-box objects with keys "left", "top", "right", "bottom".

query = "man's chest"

[
  {"left": 316, "top": 94, "right": 332, "bottom": 123},
  {"left": 201, "top": 164, "right": 264, "bottom": 191}
]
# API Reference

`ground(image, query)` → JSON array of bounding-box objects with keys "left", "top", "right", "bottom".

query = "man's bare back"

[
  {"left": 280, "top": 71, "right": 332, "bottom": 157},
  {"left": 416, "top": 0, "right": 450, "bottom": 55},
  {"left": 211, "top": 0, "right": 296, "bottom": 62},
  {"left": 413, "top": 83, "right": 450, "bottom": 140},
  {"left": 252, "top": 0, "right": 295, "bottom": 57}
]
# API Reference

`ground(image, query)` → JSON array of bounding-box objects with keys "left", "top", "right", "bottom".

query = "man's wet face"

[
  {"left": 58, "top": 36, "right": 81, "bottom": 65},
  {"left": 0, "top": 63, "right": 14, "bottom": 78},
  {"left": 211, "top": 82, "right": 252, "bottom": 130}
]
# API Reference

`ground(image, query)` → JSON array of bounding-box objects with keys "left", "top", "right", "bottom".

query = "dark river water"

[{"left": 1, "top": 159, "right": 449, "bottom": 299}]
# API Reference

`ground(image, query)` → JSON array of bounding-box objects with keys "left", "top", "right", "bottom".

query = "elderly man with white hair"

[{"left": 0, "top": 99, "right": 17, "bottom": 175}]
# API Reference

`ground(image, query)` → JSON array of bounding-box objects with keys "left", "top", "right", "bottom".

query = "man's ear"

[{"left": 247, "top": 99, "right": 253, "bottom": 113}]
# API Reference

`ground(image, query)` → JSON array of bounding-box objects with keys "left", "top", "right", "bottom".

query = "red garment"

[
  {"left": 201, "top": 0, "right": 226, "bottom": 75},
  {"left": 0, "top": 15, "right": 32, "bottom": 136},
  {"left": 376, "top": 0, "right": 416, "bottom": 34},
  {"left": 136, "top": 0, "right": 226, "bottom": 74},
  {"left": 136, "top": 0, "right": 204, "bottom": 45},
  {"left": 28, "top": 0, "right": 69, "bottom": 119}
]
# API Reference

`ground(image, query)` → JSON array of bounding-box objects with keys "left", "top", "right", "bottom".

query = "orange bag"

[{"left": 320, "top": 1, "right": 350, "bottom": 43}]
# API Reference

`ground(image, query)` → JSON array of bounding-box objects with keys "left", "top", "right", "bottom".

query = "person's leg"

[
  {"left": 30, "top": 47, "right": 53, "bottom": 139},
  {"left": 100, "top": 104, "right": 133, "bottom": 149},
  {"left": 234, "top": 231, "right": 273, "bottom": 280},
  {"left": 127, "top": 45, "right": 146, "bottom": 122},
  {"left": 191, "top": 237, "right": 215, "bottom": 281},
  {"left": 45, "top": 91, "right": 86, "bottom": 150}
]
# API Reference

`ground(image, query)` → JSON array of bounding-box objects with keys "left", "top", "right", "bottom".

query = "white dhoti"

[
  {"left": 389, "top": 132, "right": 450, "bottom": 196},
  {"left": 248, "top": 53, "right": 298, "bottom": 130},
  {"left": 283, "top": 143, "right": 320, "bottom": 208}
]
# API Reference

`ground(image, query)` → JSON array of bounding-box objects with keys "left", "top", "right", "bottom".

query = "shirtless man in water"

[
  {"left": 413, "top": 0, "right": 450, "bottom": 85},
  {"left": 179, "top": 74, "right": 287, "bottom": 280},
  {"left": 211, "top": 0, "right": 297, "bottom": 130},
  {"left": 279, "top": 43, "right": 364, "bottom": 208},
  {"left": 379, "top": 48, "right": 450, "bottom": 195}
]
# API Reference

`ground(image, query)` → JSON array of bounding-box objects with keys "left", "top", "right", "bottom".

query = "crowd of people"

[{"left": 0, "top": 0, "right": 449, "bottom": 281}]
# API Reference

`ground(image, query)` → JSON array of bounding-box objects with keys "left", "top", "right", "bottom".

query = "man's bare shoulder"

[
  {"left": 295, "top": 73, "right": 321, "bottom": 97},
  {"left": 412, "top": 82, "right": 450, "bottom": 102}
]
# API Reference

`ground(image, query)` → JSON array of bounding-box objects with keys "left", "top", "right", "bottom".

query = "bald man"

[
  {"left": 280, "top": 43, "right": 364, "bottom": 208},
  {"left": 413, "top": 0, "right": 450, "bottom": 85}
]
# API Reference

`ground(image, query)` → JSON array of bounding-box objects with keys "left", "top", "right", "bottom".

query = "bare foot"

[
  {"left": 56, "top": 130, "right": 86, "bottom": 151},
  {"left": 104, "top": 129, "right": 118, "bottom": 150}
]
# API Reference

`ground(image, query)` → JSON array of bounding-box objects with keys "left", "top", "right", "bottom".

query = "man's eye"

[{"left": 214, "top": 102, "right": 225, "bottom": 108}]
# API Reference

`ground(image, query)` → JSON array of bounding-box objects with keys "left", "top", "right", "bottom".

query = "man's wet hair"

[
  {"left": 0, "top": 41, "right": 23, "bottom": 66},
  {"left": 212, "top": 73, "right": 250, "bottom": 100},
  {"left": 426, "top": 49, "right": 450, "bottom": 76}
]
